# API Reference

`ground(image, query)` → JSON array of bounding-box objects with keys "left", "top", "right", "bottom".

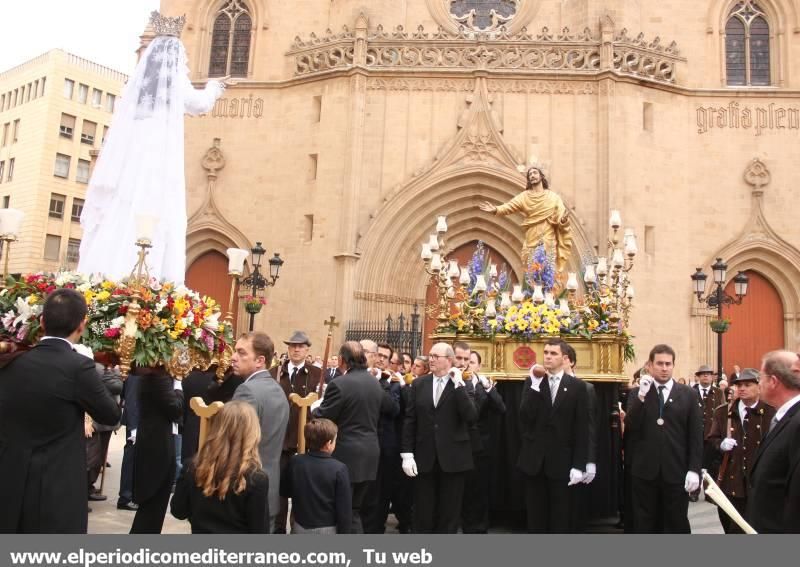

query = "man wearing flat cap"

[
  {"left": 692, "top": 364, "right": 726, "bottom": 495},
  {"left": 273, "top": 330, "right": 321, "bottom": 533},
  {"left": 707, "top": 368, "right": 775, "bottom": 533}
]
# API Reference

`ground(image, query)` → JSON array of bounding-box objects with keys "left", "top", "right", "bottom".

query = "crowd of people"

[{"left": 0, "top": 288, "right": 799, "bottom": 534}]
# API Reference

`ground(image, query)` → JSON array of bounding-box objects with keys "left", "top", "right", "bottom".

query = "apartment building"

[{"left": 0, "top": 49, "right": 126, "bottom": 274}]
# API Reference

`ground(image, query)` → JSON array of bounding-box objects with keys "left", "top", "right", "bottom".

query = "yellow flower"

[
  {"left": 169, "top": 329, "right": 181, "bottom": 340},
  {"left": 95, "top": 290, "right": 111, "bottom": 302},
  {"left": 588, "top": 319, "right": 599, "bottom": 330},
  {"left": 101, "top": 280, "right": 115, "bottom": 290},
  {"left": 84, "top": 290, "right": 95, "bottom": 303},
  {"left": 489, "top": 320, "right": 498, "bottom": 329},
  {"left": 27, "top": 295, "right": 39, "bottom": 305}
]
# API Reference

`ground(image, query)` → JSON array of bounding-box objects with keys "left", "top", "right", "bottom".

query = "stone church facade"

[{"left": 162, "top": 0, "right": 800, "bottom": 375}]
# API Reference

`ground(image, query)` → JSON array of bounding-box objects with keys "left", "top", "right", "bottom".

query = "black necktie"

[
  {"left": 701, "top": 388, "right": 707, "bottom": 402},
  {"left": 657, "top": 385, "right": 666, "bottom": 416},
  {"left": 290, "top": 367, "right": 298, "bottom": 387}
]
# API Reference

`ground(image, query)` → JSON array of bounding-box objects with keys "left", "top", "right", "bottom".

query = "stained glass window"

[
  {"left": 207, "top": 0, "right": 251, "bottom": 78},
  {"left": 725, "top": 2, "right": 771, "bottom": 86}
]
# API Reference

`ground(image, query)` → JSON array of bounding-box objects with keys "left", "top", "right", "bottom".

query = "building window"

[
  {"left": 102, "top": 126, "right": 109, "bottom": 145},
  {"left": 105, "top": 94, "right": 116, "bottom": 113},
  {"left": 26, "top": 83, "right": 32, "bottom": 103},
  {"left": 77, "top": 83, "right": 89, "bottom": 104},
  {"left": 41, "top": 77, "right": 46, "bottom": 96},
  {"left": 92, "top": 88, "right": 102, "bottom": 107},
  {"left": 208, "top": 0, "right": 252, "bottom": 77},
  {"left": 33, "top": 80, "right": 39, "bottom": 99},
  {"left": 76, "top": 160, "right": 90, "bottom": 184},
  {"left": 44, "top": 234, "right": 61, "bottom": 261},
  {"left": 7, "top": 158, "right": 13, "bottom": 182},
  {"left": 66, "top": 238, "right": 80, "bottom": 264},
  {"left": 81, "top": 120, "right": 96, "bottom": 145},
  {"left": 64, "top": 78, "right": 74, "bottom": 99},
  {"left": 2, "top": 196, "right": 9, "bottom": 208},
  {"left": 54, "top": 154, "right": 70, "bottom": 179},
  {"left": 71, "top": 197, "right": 84, "bottom": 222},
  {"left": 12, "top": 120, "right": 19, "bottom": 143},
  {"left": 1, "top": 123, "right": 7, "bottom": 147},
  {"left": 59, "top": 113, "right": 76, "bottom": 139},
  {"left": 49, "top": 193, "right": 66, "bottom": 218},
  {"left": 0, "top": 162, "right": 4, "bottom": 183},
  {"left": 726, "top": 1, "right": 771, "bottom": 86},
  {"left": 13, "top": 89, "right": 18, "bottom": 107}
]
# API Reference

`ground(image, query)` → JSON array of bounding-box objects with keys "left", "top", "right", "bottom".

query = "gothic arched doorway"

[
  {"left": 423, "top": 240, "right": 517, "bottom": 354},
  {"left": 722, "top": 270, "right": 784, "bottom": 372},
  {"left": 185, "top": 250, "right": 240, "bottom": 317}
]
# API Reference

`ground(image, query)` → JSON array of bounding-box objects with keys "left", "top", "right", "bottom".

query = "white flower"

[
  {"left": 2, "top": 310, "right": 16, "bottom": 330},
  {"left": 13, "top": 297, "right": 34, "bottom": 327},
  {"left": 202, "top": 312, "right": 220, "bottom": 331},
  {"left": 174, "top": 284, "right": 189, "bottom": 299},
  {"left": 109, "top": 316, "right": 125, "bottom": 329},
  {"left": 77, "top": 282, "right": 91, "bottom": 293},
  {"left": 193, "top": 328, "right": 202, "bottom": 340},
  {"left": 73, "top": 343, "right": 94, "bottom": 360}
]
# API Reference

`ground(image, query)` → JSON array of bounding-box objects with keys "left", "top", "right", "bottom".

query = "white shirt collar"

[
  {"left": 40, "top": 336, "right": 74, "bottom": 348},
  {"left": 548, "top": 369, "right": 564, "bottom": 381},
  {"left": 738, "top": 399, "right": 758, "bottom": 421},
  {"left": 655, "top": 378, "right": 674, "bottom": 395},
  {"left": 288, "top": 362, "right": 304, "bottom": 375},
  {"left": 775, "top": 393, "right": 800, "bottom": 422}
]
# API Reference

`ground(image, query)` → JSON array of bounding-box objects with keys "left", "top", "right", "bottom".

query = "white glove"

[
  {"left": 73, "top": 343, "right": 94, "bottom": 360},
  {"left": 401, "top": 453, "right": 418, "bottom": 477},
  {"left": 391, "top": 373, "right": 405, "bottom": 387},
  {"left": 449, "top": 368, "right": 465, "bottom": 388},
  {"left": 583, "top": 463, "right": 596, "bottom": 484},
  {"left": 568, "top": 468, "right": 584, "bottom": 486},
  {"left": 128, "top": 428, "right": 137, "bottom": 445},
  {"left": 310, "top": 398, "right": 322, "bottom": 413},
  {"left": 684, "top": 471, "right": 700, "bottom": 493},
  {"left": 479, "top": 375, "right": 492, "bottom": 391},
  {"left": 720, "top": 438, "right": 738, "bottom": 452},
  {"left": 638, "top": 376, "right": 654, "bottom": 400},
  {"left": 172, "top": 379, "right": 183, "bottom": 391}
]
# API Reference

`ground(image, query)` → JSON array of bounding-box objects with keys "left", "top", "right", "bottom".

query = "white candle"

[
  {"left": 0, "top": 208, "right": 25, "bottom": 237},
  {"left": 421, "top": 243, "right": 432, "bottom": 260},
  {"left": 626, "top": 285, "right": 635, "bottom": 299},
  {"left": 584, "top": 264, "right": 596, "bottom": 284},
  {"left": 544, "top": 292, "right": 555, "bottom": 307},
  {"left": 226, "top": 248, "right": 249, "bottom": 276},
  {"left": 609, "top": 209, "right": 622, "bottom": 229},
  {"left": 430, "top": 253, "right": 442, "bottom": 272},
  {"left": 135, "top": 214, "right": 158, "bottom": 243},
  {"left": 612, "top": 248, "right": 625, "bottom": 268},
  {"left": 566, "top": 272, "right": 579, "bottom": 291},
  {"left": 489, "top": 263, "right": 498, "bottom": 278},
  {"left": 436, "top": 215, "right": 448, "bottom": 233},
  {"left": 448, "top": 260, "right": 460, "bottom": 279},
  {"left": 625, "top": 233, "right": 638, "bottom": 257},
  {"left": 532, "top": 285, "right": 544, "bottom": 303},
  {"left": 428, "top": 233, "right": 440, "bottom": 252},
  {"left": 511, "top": 284, "right": 524, "bottom": 303},
  {"left": 474, "top": 274, "right": 488, "bottom": 292},
  {"left": 559, "top": 299, "right": 570, "bottom": 316},
  {"left": 500, "top": 291, "right": 512, "bottom": 308},
  {"left": 596, "top": 257, "right": 608, "bottom": 276},
  {"left": 459, "top": 266, "right": 471, "bottom": 285},
  {"left": 485, "top": 301, "right": 497, "bottom": 317},
  {"left": 446, "top": 280, "right": 455, "bottom": 298}
]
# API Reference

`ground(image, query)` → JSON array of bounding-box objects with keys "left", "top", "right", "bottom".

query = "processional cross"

[{"left": 289, "top": 315, "right": 340, "bottom": 454}]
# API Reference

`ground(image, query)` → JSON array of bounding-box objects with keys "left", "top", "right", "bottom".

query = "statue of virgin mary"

[{"left": 78, "top": 11, "right": 227, "bottom": 283}]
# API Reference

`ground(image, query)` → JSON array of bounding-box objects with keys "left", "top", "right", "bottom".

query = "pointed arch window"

[
  {"left": 725, "top": 1, "right": 771, "bottom": 86},
  {"left": 208, "top": 0, "right": 252, "bottom": 77}
]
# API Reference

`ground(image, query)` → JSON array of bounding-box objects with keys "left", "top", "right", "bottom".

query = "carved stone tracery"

[{"left": 287, "top": 23, "right": 684, "bottom": 85}]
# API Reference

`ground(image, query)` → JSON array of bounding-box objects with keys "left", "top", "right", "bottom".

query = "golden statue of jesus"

[{"left": 479, "top": 167, "right": 573, "bottom": 273}]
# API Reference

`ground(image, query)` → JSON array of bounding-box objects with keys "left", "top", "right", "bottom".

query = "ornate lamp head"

[{"left": 149, "top": 11, "right": 186, "bottom": 38}]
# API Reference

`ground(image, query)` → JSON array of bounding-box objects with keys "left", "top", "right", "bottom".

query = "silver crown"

[{"left": 149, "top": 11, "right": 186, "bottom": 37}]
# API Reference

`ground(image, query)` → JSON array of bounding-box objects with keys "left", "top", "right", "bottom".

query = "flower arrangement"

[
  {"left": 243, "top": 294, "right": 267, "bottom": 314},
  {"left": 0, "top": 272, "right": 234, "bottom": 370},
  {"left": 446, "top": 242, "right": 635, "bottom": 361},
  {"left": 709, "top": 318, "right": 731, "bottom": 334}
]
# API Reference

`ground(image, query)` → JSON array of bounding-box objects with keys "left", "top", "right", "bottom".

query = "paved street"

[{"left": 89, "top": 433, "right": 723, "bottom": 534}]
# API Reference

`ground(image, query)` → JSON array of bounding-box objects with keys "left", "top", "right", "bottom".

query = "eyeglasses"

[{"left": 428, "top": 353, "right": 446, "bottom": 360}]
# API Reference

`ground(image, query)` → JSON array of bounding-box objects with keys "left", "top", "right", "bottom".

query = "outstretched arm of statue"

[{"left": 479, "top": 201, "right": 497, "bottom": 214}]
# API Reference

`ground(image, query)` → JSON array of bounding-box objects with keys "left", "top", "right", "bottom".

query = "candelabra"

[
  {"left": 582, "top": 210, "right": 638, "bottom": 330},
  {"left": 226, "top": 242, "right": 284, "bottom": 332},
  {"left": 420, "top": 215, "right": 459, "bottom": 332},
  {"left": 0, "top": 208, "right": 25, "bottom": 283}
]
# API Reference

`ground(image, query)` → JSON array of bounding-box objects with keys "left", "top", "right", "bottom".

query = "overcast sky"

[{"left": 1, "top": 1, "right": 161, "bottom": 75}]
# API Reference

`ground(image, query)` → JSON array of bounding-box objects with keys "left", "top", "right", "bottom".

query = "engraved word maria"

[
  {"left": 696, "top": 102, "right": 800, "bottom": 135},
  {"left": 204, "top": 95, "right": 265, "bottom": 119}
]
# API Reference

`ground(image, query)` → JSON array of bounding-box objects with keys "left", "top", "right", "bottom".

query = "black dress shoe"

[
  {"left": 117, "top": 501, "right": 139, "bottom": 511},
  {"left": 89, "top": 493, "right": 107, "bottom": 501}
]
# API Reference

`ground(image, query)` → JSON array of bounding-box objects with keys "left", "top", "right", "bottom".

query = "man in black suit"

[
  {"left": 0, "top": 288, "right": 121, "bottom": 533},
  {"left": 401, "top": 342, "right": 477, "bottom": 533},
  {"left": 692, "top": 364, "right": 726, "bottom": 498},
  {"left": 313, "top": 341, "right": 397, "bottom": 533},
  {"left": 130, "top": 370, "right": 184, "bottom": 533},
  {"left": 180, "top": 367, "right": 216, "bottom": 463},
  {"left": 746, "top": 350, "right": 800, "bottom": 533},
  {"left": 117, "top": 372, "right": 140, "bottom": 511},
  {"left": 625, "top": 344, "right": 703, "bottom": 533},
  {"left": 325, "top": 354, "right": 342, "bottom": 383},
  {"left": 518, "top": 338, "right": 588, "bottom": 533}
]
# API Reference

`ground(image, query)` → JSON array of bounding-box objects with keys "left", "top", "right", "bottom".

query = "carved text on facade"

[{"left": 696, "top": 102, "right": 800, "bottom": 135}]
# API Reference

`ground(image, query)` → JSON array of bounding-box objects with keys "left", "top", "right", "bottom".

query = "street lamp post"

[
  {"left": 241, "top": 242, "right": 284, "bottom": 331},
  {"left": 691, "top": 258, "right": 749, "bottom": 382}
]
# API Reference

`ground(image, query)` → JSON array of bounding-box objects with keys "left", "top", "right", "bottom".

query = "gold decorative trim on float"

[{"left": 432, "top": 333, "right": 628, "bottom": 382}]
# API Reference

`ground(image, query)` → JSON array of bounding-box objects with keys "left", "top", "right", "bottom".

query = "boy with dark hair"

[{"left": 281, "top": 418, "right": 352, "bottom": 534}]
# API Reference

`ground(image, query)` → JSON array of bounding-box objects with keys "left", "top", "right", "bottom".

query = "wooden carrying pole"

[
  {"left": 290, "top": 315, "right": 339, "bottom": 454},
  {"left": 190, "top": 397, "right": 225, "bottom": 450}
]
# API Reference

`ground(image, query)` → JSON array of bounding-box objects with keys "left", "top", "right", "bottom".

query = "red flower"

[
  {"left": 118, "top": 305, "right": 128, "bottom": 315},
  {"left": 104, "top": 328, "right": 121, "bottom": 339}
]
